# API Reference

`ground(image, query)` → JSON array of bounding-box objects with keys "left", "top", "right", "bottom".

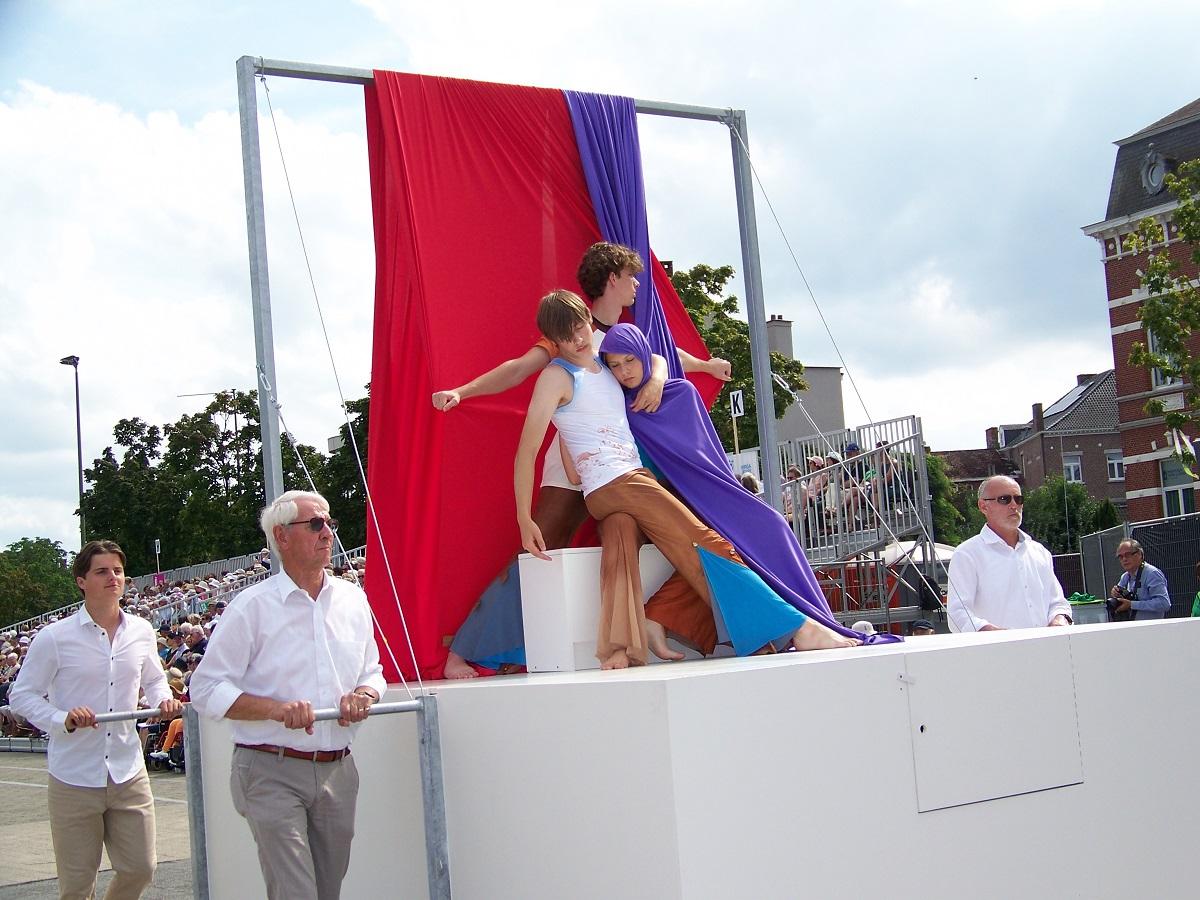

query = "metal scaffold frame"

[{"left": 236, "top": 55, "right": 784, "bottom": 510}]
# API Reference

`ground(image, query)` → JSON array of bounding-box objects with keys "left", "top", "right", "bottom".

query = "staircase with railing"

[{"left": 775, "top": 415, "right": 941, "bottom": 632}]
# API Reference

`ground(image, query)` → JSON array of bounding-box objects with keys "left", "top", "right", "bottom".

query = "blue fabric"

[
  {"left": 697, "top": 546, "right": 807, "bottom": 656},
  {"left": 564, "top": 91, "right": 683, "bottom": 380},
  {"left": 600, "top": 324, "right": 901, "bottom": 645},
  {"left": 448, "top": 561, "right": 526, "bottom": 667}
]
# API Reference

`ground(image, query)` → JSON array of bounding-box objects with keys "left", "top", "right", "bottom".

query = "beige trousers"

[{"left": 47, "top": 770, "right": 156, "bottom": 900}]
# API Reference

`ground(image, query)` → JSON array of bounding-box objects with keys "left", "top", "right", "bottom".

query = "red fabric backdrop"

[{"left": 363, "top": 72, "right": 716, "bottom": 680}]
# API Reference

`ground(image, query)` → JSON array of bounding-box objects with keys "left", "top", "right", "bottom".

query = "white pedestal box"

[{"left": 520, "top": 544, "right": 698, "bottom": 672}]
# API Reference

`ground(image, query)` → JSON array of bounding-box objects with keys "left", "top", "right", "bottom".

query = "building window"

[
  {"left": 1106, "top": 450, "right": 1125, "bottom": 482},
  {"left": 1063, "top": 453, "right": 1083, "bottom": 483},
  {"left": 1148, "top": 329, "right": 1182, "bottom": 389},
  {"left": 1160, "top": 457, "right": 1196, "bottom": 518}
]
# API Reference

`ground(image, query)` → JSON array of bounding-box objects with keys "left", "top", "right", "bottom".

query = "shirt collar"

[
  {"left": 75, "top": 605, "right": 125, "bottom": 630},
  {"left": 981, "top": 524, "right": 1027, "bottom": 548},
  {"left": 275, "top": 568, "right": 329, "bottom": 605}
]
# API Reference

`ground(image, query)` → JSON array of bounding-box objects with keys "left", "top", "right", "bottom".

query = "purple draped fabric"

[
  {"left": 564, "top": 91, "right": 683, "bottom": 380},
  {"left": 600, "top": 324, "right": 902, "bottom": 644}
]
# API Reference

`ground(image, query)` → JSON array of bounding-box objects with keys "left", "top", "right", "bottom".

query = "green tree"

[
  {"left": 1124, "top": 158, "right": 1200, "bottom": 475},
  {"left": 671, "top": 263, "right": 808, "bottom": 452},
  {"left": 0, "top": 538, "right": 78, "bottom": 624},
  {"left": 318, "top": 389, "right": 371, "bottom": 551},
  {"left": 81, "top": 391, "right": 327, "bottom": 574},
  {"left": 925, "top": 454, "right": 967, "bottom": 545},
  {"left": 1022, "top": 476, "right": 1123, "bottom": 554}
]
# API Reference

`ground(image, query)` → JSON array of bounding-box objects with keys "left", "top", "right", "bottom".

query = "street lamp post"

[{"left": 59, "top": 355, "right": 85, "bottom": 547}]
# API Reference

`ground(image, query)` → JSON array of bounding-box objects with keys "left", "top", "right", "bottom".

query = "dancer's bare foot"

[
  {"left": 792, "top": 619, "right": 861, "bottom": 651},
  {"left": 646, "top": 620, "right": 685, "bottom": 661},
  {"left": 601, "top": 648, "right": 632, "bottom": 670},
  {"left": 443, "top": 651, "right": 479, "bottom": 679}
]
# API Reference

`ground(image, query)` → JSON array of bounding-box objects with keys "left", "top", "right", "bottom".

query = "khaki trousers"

[
  {"left": 47, "top": 770, "right": 156, "bottom": 900},
  {"left": 230, "top": 747, "right": 359, "bottom": 900},
  {"left": 586, "top": 470, "right": 737, "bottom": 661}
]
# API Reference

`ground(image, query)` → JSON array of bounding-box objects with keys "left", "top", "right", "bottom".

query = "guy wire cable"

[
  {"left": 730, "top": 124, "right": 978, "bottom": 630},
  {"left": 257, "top": 368, "right": 417, "bottom": 700},
  {"left": 255, "top": 69, "right": 431, "bottom": 686}
]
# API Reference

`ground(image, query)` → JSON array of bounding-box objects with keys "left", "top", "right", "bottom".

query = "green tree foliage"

[
  {"left": 671, "top": 263, "right": 808, "bottom": 452},
  {"left": 1124, "top": 158, "right": 1200, "bottom": 474},
  {"left": 1021, "top": 476, "right": 1123, "bottom": 554},
  {"left": 0, "top": 538, "right": 78, "bottom": 624},
  {"left": 949, "top": 484, "right": 986, "bottom": 541},
  {"left": 925, "top": 454, "right": 967, "bottom": 545},
  {"left": 316, "top": 389, "right": 371, "bottom": 552},
  {"left": 80, "top": 391, "right": 327, "bottom": 574}
]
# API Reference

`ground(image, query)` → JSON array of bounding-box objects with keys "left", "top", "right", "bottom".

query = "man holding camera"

[{"left": 1109, "top": 539, "right": 1171, "bottom": 620}]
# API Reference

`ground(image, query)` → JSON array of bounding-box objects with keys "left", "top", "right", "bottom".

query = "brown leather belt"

[{"left": 235, "top": 742, "right": 350, "bottom": 763}]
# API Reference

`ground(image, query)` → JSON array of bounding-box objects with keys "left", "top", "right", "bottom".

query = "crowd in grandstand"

[{"left": 0, "top": 553, "right": 369, "bottom": 745}]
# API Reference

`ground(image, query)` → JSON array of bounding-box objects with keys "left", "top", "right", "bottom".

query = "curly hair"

[{"left": 576, "top": 242, "right": 644, "bottom": 300}]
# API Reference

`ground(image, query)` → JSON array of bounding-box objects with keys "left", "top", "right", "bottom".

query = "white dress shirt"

[
  {"left": 189, "top": 570, "right": 386, "bottom": 752},
  {"left": 947, "top": 526, "right": 1072, "bottom": 632},
  {"left": 10, "top": 608, "right": 171, "bottom": 787}
]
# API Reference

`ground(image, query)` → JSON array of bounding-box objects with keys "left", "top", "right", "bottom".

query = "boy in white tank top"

[{"left": 517, "top": 291, "right": 858, "bottom": 669}]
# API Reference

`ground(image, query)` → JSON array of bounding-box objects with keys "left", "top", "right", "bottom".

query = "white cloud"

[{"left": 0, "top": 81, "right": 374, "bottom": 553}]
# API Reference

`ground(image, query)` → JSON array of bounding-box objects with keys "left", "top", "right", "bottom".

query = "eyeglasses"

[
  {"left": 1116, "top": 551, "right": 1141, "bottom": 559},
  {"left": 982, "top": 494, "right": 1024, "bottom": 506},
  {"left": 286, "top": 516, "right": 338, "bottom": 533}
]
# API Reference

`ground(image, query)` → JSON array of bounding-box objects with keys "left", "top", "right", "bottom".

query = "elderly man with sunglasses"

[
  {"left": 947, "top": 476, "right": 1072, "bottom": 632},
  {"left": 191, "top": 490, "right": 385, "bottom": 900}
]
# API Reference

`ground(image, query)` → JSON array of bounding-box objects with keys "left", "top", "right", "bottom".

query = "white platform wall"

[{"left": 194, "top": 619, "right": 1200, "bottom": 899}]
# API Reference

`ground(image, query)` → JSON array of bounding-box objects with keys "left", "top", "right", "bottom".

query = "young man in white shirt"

[
  {"left": 11, "top": 540, "right": 181, "bottom": 900},
  {"left": 947, "top": 475, "right": 1072, "bottom": 632},
  {"left": 190, "top": 490, "right": 386, "bottom": 900}
]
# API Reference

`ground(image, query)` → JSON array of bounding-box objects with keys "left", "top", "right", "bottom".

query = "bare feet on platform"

[
  {"left": 601, "top": 648, "right": 632, "bottom": 670},
  {"left": 443, "top": 651, "right": 479, "bottom": 679},
  {"left": 646, "top": 620, "right": 685, "bottom": 661},
  {"left": 792, "top": 619, "right": 861, "bottom": 651}
]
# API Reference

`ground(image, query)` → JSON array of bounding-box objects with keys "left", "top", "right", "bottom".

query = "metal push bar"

[{"left": 184, "top": 693, "right": 449, "bottom": 899}]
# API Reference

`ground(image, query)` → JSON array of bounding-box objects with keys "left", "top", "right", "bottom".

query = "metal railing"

[
  {"left": 778, "top": 416, "right": 933, "bottom": 566},
  {"left": 2, "top": 546, "right": 367, "bottom": 635},
  {"left": 182, "top": 695, "right": 449, "bottom": 900}
]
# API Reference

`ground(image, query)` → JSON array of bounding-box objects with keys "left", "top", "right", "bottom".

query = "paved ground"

[{"left": 0, "top": 752, "right": 193, "bottom": 898}]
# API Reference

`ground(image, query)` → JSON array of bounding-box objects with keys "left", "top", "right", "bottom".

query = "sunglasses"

[
  {"left": 286, "top": 516, "right": 338, "bottom": 533},
  {"left": 982, "top": 494, "right": 1024, "bottom": 506},
  {"left": 1116, "top": 551, "right": 1141, "bottom": 559}
]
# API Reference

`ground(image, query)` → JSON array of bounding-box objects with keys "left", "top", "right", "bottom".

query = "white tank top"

[
  {"left": 550, "top": 357, "right": 641, "bottom": 496},
  {"left": 539, "top": 324, "right": 608, "bottom": 492}
]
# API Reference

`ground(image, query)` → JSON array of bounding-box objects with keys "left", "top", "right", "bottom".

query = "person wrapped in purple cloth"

[{"left": 599, "top": 323, "right": 901, "bottom": 645}]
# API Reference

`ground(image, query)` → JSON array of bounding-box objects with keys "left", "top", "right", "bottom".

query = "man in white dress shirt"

[
  {"left": 190, "top": 490, "right": 386, "bottom": 900},
  {"left": 947, "top": 475, "right": 1073, "bottom": 632},
  {"left": 11, "top": 539, "right": 182, "bottom": 900}
]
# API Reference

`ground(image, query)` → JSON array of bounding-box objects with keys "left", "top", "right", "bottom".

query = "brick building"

[
  {"left": 986, "top": 371, "right": 1126, "bottom": 513},
  {"left": 1082, "top": 98, "right": 1200, "bottom": 522}
]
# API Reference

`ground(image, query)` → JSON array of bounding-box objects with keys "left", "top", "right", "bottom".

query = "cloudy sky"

[{"left": 2, "top": 0, "right": 1198, "bottom": 555}]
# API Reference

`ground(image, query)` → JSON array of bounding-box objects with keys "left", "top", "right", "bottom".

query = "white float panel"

[
  {"left": 904, "top": 630, "right": 1083, "bottom": 811},
  {"left": 191, "top": 618, "right": 1200, "bottom": 900},
  {"left": 518, "top": 544, "right": 680, "bottom": 672}
]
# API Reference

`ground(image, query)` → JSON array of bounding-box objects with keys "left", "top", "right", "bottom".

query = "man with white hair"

[
  {"left": 947, "top": 475, "right": 1072, "bottom": 632},
  {"left": 191, "top": 490, "right": 385, "bottom": 900}
]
